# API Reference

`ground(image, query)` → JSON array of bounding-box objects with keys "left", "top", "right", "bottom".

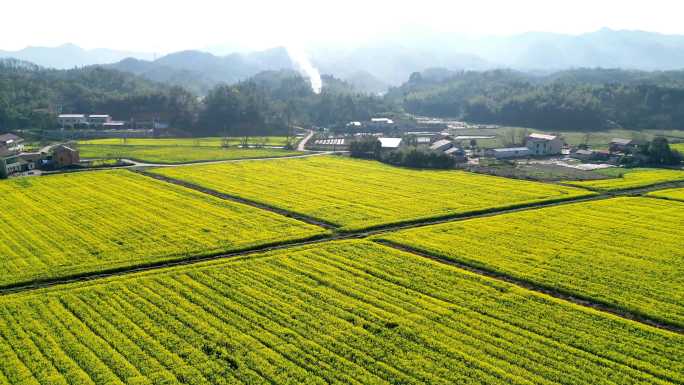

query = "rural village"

[{"left": 1, "top": 3, "right": 684, "bottom": 384}]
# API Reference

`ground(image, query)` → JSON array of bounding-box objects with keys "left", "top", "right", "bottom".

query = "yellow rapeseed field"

[
  {"left": 77, "top": 144, "right": 300, "bottom": 164},
  {"left": 152, "top": 156, "right": 593, "bottom": 231},
  {"left": 566, "top": 168, "right": 684, "bottom": 191},
  {"left": 78, "top": 136, "right": 292, "bottom": 147},
  {"left": 648, "top": 187, "right": 684, "bottom": 202},
  {"left": 0, "top": 240, "right": 680, "bottom": 384},
  {"left": 0, "top": 170, "right": 327, "bottom": 287},
  {"left": 376, "top": 197, "right": 684, "bottom": 327}
]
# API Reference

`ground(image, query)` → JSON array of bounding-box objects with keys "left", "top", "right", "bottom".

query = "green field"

[
  {"left": 672, "top": 143, "right": 684, "bottom": 153},
  {"left": 565, "top": 168, "right": 684, "bottom": 191},
  {"left": 648, "top": 187, "right": 684, "bottom": 202},
  {"left": 151, "top": 156, "right": 592, "bottom": 231},
  {"left": 376, "top": 197, "right": 684, "bottom": 327},
  {"left": 0, "top": 240, "right": 680, "bottom": 384},
  {"left": 78, "top": 136, "right": 293, "bottom": 147},
  {"left": 77, "top": 144, "right": 301, "bottom": 164},
  {"left": 0, "top": 170, "right": 327, "bottom": 287}
]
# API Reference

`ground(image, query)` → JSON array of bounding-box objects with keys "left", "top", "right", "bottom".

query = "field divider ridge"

[
  {"left": 372, "top": 239, "right": 684, "bottom": 335},
  {"left": 2, "top": 174, "right": 679, "bottom": 298},
  {"left": 131, "top": 169, "right": 340, "bottom": 230},
  {"left": 559, "top": 178, "right": 684, "bottom": 194}
]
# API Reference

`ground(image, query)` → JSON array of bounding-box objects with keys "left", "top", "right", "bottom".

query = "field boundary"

[
  {"left": 4, "top": 168, "right": 684, "bottom": 332},
  {"left": 373, "top": 239, "right": 684, "bottom": 335},
  {"left": 132, "top": 169, "right": 340, "bottom": 230},
  {"left": 0, "top": 233, "right": 336, "bottom": 296},
  {"left": 560, "top": 177, "right": 684, "bottom": 193}
]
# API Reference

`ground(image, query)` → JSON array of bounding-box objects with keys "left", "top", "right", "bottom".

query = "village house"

[
  {"left": 365, "top": 118, "right": 396, "bottom": 131},
  {"left": 526, "top": 133, "right": 563, "bottom": 156},
  {"left": 609, "top": 138, "right": 646, "bottom": 153},
  {"left": 430, "top": 139, "right": 454, "bottom": 152},
  {"left": 0, "top": 148, "right": 35, "bottom": 178},
  {"left": 87, "top": 114, "right": 112, "bottom": 126},
  {"left": 52, "top": 145, "right": 80, "bottom": 167},
  {"left": 444, "top": 147, "right": 467, "bottom": 163},
  {"left": 487, "top": 147, "right": 531, "bottom": 159},
  {"left": 571, "top": 149, "right": 610, "bottom": 162},
  {"left": 0, "top": 133, "right": 24, "bottom": 152},
  {"left": 57, "top": 114, "right": 88, "bottom": 128},
  {"left": 378, "top": 137, "right": 403, "bottom": 152}
]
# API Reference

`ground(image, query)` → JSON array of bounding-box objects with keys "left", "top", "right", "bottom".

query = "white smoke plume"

[{"left": 286, "top": 46, "right": 322, "bottom": 94}]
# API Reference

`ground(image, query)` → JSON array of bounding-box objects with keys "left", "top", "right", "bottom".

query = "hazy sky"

[{"left": 2, "top": 0, "right": 683, "bottom": 53}]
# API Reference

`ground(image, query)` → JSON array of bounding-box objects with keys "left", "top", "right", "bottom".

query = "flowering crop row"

[
  {"left": 77, "top": 145, "right": 300, "bottom": 164},
  {"left": 0, "top": 170, "right": 327, "bottom": 287},
  {"left": 648, "top": 187, "right": 684, "bottom": 202},
  {"left": 152, "top": 156, "right": 592, "bottom": 231},
  {"left": 0, "top": 240, "right": 680, "bottom": 384},
  {"left": 376, "top": 197, "right": 684, "bottom": 327},
  {"left": 566, "top": 169, "right": 684, "bottom": 191}
]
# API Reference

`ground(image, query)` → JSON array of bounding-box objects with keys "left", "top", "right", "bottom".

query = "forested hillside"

[
  {"left": 0, "top": 59, "right": 198, "bottom": 131},
  {"left": 389, "top": 68, "right": 684, "bottom": 130},
  {"left": 0, "top": 60, "right": 393, "bottom": 136}
]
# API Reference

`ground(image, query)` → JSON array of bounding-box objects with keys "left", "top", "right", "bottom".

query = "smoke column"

[{"left": 286, "top": 46, "right": 322, "bottom": 94}]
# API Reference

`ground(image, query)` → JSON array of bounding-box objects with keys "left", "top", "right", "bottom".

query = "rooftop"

[
  {"left": 492, "top": 147, "right": 530, "bottom": 152},
  {"left": 371, "top": 118, "right": 394, "bottom": 124},
  {"left": 430, "top": 139, "right": 453, "bottom": 150},
  {"left": 528, "top": 133, "right": 558, "bottom": 141},
  {"left": 379, "top": 137, "right": 402, "bottom": 148},
  {"left": 0, "top": 147, "right": 16, "bottom": 158},
  {"left": 611, "top": 138, "right": 633, "bottom": 145},
  {"left": 0, "top": 133, "right": 23, "bottom": 144},
  {"left": 444, "top": 147, "right": 465, "bottom": 155},
  {"left": 58, "top": 114, "right": 86, "bottom": 118}
]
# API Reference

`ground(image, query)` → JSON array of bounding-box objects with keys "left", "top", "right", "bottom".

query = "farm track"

[{"left": 2, "top": 170, "right": 683, "bottom": 334}]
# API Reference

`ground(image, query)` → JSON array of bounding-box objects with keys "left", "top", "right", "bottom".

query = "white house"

[
  {"left": 379, "top": 137, "right": 402, "bottom": 150},
  {"left": 366, "top": 118, "right": 395, "bottom": 131},
  {"left": 57, "top": 114, "right": 88, "bottom": 127},
  {"left": 371, "top": 118, "right": 394, "bottom": 125},
  {"left": 87, "top": 114, "right": 112, "bottom": 126},
  {"left": 526, "top": 133, "right": 563, "bottom": 155}
]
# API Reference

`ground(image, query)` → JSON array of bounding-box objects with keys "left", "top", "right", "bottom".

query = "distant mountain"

[
  {"left": 0, "top": 43, "right": 154, "bottom": 69},
  {"left": 10, "top": 28, "right": 684, "bottom": 95},
  {"left": 314, "top": 42, "right": 492, "bottom": 86},
  {"left": 470, "top": 28, "right": 684, "bottom": 70},
  {"left": 342, "top": 71, "right": 389, "bottom": 95},
  {"left": 309, "top": 28, "right": 684, "bottom": 88},
  {"left": 106, "top": 47, "right": 297, "bottom": 94}
]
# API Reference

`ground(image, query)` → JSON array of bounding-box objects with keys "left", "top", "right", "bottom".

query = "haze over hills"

[
  {"left": 0, "top": 43, "right": 154, "bottom": 69},
  {"left": 105, "top": 48, "right": 297, "bottom": 94},
  {"left": 3, "top": 28, "right": 684, "bottom": 95}
]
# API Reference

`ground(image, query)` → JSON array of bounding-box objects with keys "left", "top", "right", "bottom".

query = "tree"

[{"left": 647, "top": 137, "right": 682, "bottom": 165}]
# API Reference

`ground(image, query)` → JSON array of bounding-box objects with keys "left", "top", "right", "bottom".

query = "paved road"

[{"left": 297, "top": 129, "right": 315, "bottom": 151}]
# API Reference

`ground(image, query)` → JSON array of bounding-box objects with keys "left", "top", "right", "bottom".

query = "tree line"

[
  {"left": 389, "top": 69, "right": 684, "bottom": 131},
  {"left": 5, "top": 60, "right": 684, "bottom": 136},
  {"left": 0, "top": 60, "right": 393, "bottom": 136}
]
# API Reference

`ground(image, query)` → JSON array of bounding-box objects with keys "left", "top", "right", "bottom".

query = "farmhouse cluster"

[
  {"left": 57, "top": 113, "right": 169, "bottom": 130},
  {"left": 0, "top": 133, "right": 80, "bottom": 178}
]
